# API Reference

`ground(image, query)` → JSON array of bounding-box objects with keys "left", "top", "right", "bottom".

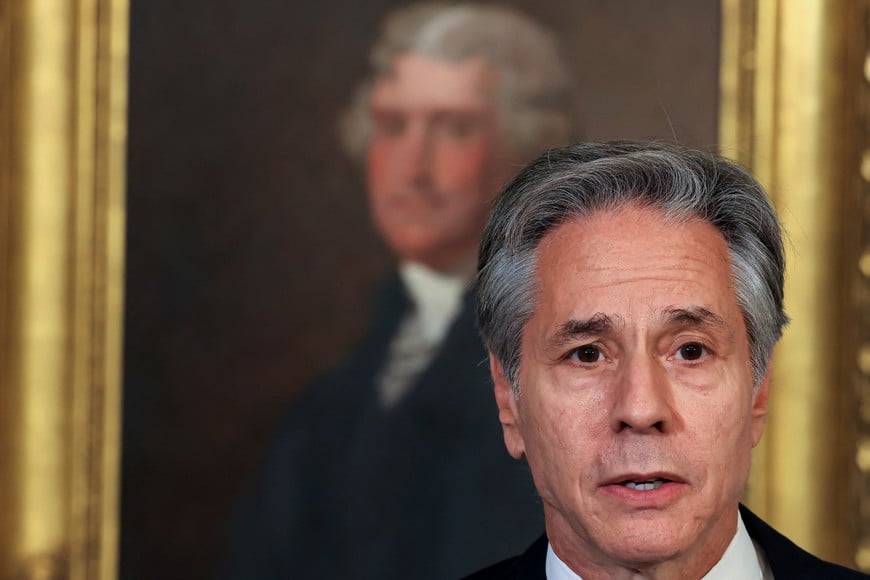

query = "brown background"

[{"left": 121, "top": 1, "right": 721, "bottom": 578}]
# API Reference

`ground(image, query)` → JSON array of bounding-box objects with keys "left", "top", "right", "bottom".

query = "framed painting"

[{"left": 0, "top": 0, "right": 866, "bottom": 577}]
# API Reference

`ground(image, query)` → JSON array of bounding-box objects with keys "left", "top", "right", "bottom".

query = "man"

[
  {"left": 222, "top": 4, "right": 579, "bottom": 579},
  {"left": 467, "top": 141, "right": 865, "bottom": 579}
]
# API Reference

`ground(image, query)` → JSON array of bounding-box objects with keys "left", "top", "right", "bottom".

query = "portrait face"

[
  {"left": 491, "top": 205, "right": 771, "bottom": 577},
  {"left": 366, "top": 52, "right": 515, "bottom": 270}
]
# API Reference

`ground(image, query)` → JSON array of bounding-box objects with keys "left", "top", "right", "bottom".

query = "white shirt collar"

[
  {"left": 545, "top": 511, "right": 767, "bottom": 579},
  {"left": 397, "top": 260, "right": 474, "bottom": 343},
  {"left": 702, "top": 512, "right": 767, "bottom": 580}
]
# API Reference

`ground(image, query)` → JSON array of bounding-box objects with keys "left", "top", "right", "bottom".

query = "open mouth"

[{"left": 620, "top": 478, "right": 669, "bottom": 491}]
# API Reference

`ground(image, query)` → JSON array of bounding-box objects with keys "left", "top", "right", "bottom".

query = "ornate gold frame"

[
  {"left": 720, "top": 0, "right": 866, "bottom": 569},
  {"left": 0, "top": 0, "right": 128, "bottom": 577}
]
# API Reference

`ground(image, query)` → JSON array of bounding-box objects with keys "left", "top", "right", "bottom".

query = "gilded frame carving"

[
  {"left": 719, "top": 0, "right": 866, "bottom": 569},
  {"left": 0, "top": 0, "right": 128, "bottom": 577}
]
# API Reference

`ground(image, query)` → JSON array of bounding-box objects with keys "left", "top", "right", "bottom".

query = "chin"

[
  {"left": 386, "top": 232, "right": 437, "bottom": 257},
  {"left": 607, "top": 538, "right": 687, "bottom": 567},
  {"left": 595, "top": 519, "right": 695, "bottom": 566}
]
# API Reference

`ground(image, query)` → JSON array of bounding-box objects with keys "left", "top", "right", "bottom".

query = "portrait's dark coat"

[
  {"left": 462, "top": 505, "right": 868, "bottom": 579},
  {"left": 221, "top": 275, "right": 542, "bottom": 580}
]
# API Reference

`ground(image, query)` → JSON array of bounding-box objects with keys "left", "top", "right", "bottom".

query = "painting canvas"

[{"left": 121, "top": 1, "right": 720, "bottom": 577}]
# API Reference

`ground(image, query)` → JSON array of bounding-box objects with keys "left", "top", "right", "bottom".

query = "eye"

[
  {"left": 434, "top": 114, "right": 483, "bottom": 140},
  {"left": 372, "top": 113, "right": 406, "bottom": 138},
  {"left": 444, "top": 117, "right": 476, "bottom": 138},
  {"left": 570, "top": 344, "right": 604, "bottom": 364},
  {"left": 675, "top": 342, "right": 708, "bottom": 361}
]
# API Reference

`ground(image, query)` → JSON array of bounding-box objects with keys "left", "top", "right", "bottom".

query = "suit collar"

[{"left": 737, "top": 504, "right": 849, "bottom": 578}]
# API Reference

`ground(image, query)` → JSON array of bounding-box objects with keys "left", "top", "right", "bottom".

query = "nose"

[
  {"left": 399, "top": 123, "right": 434, "bottom": 187},
  {"left": 610, "top": 352, "right": 675, "bottom": 434}
]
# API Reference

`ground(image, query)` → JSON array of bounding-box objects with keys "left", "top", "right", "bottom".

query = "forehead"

[
  {"left": 532, "top": 205, "right": 739, "bottom": 327},
  {"left": 369, "top": 52, "right": 500, "bottom": 111}
]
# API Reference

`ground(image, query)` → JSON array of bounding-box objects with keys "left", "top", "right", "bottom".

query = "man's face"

[
  {"left": 366, "top": 53, "right": 514, "bottom": 270},
  {"left": 492, "top": 205, "right": 770, "bottom": 577}
]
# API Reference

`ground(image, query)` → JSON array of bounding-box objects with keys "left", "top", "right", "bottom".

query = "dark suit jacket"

[
  {"left": 462, "top": 505, "right": 867, "bottom": 579},
  {"left": 221, "top": 276, "right": 542, "bottom": 580}
]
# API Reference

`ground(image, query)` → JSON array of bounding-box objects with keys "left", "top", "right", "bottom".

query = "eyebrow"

[
  {"left": 370, "top": 105, "right": 489, "bottom": 118},
  {"left": 545, "top": 307, "right": 728, "bottom": 350},
  {"left": 548, "top": 312, "right": 620, "bottom": 348},
  {"left": 431, "top": 110, "right": 486, "bottom": 121},
  {"left": 662, "top": 306, "right": 726, "bottom": 329}
]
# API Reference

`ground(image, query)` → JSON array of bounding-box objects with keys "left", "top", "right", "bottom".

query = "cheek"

[
  {"left": 521, "top": 396, "right": 601, "bottom": 482},
  {"left": 433, "top": 142, "right": 497, "bottom": 190},
  {"left": 366, "top": 141, "right": 390, "bottom": 190},
  {"left": 692, "top": 396, "right": 754, "bottom": 475}
]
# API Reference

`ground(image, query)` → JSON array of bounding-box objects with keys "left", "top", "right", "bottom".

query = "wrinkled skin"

[{"left": 492, "top": 205, "right": 771, "bottom": 579}]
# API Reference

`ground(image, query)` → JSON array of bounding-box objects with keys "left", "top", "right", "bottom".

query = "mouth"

[
  {"left": 619, "top": 478, "right": 670, "bottom": 491},
  {"left": 600, "top": 471, "right": 692, "bottom": 509},
  {"left": 601, "top": 473, "right": 686, "bottom": 505},
  {"left": 604, "top": 472, "right": 685, "bottom": 490}
]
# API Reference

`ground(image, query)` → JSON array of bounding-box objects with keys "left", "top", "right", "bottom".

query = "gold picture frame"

[
  {"left": 719, "top": 0, "right": 866, "bottom": 568},
  {"left": 0, "top": 0, "right": 128, "bottom": 577}
]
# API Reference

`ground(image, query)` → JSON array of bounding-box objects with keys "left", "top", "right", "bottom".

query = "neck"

[{"left": 400, "top": 253, "right": 477, "bottom": 279}]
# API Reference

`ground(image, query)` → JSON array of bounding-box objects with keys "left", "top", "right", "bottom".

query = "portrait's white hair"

[{"left": 339, "top": 3, "right": 581, "bottom": 164}]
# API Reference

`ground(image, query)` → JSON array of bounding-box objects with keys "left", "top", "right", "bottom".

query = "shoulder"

[{"left": 740, "top": 505, "right": 868, "bottom": 579}]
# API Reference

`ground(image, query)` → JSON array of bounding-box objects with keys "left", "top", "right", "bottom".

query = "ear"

[
  {"left": 750, "top": 365, "right": 772, "bottom": 448},
  {"left": 490, "top": 353, "right": 526, "bottom": 460}
]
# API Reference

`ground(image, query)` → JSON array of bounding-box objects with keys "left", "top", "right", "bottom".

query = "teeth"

[{"left": 623, "top": 479, "right": 664, "bottom": 491}]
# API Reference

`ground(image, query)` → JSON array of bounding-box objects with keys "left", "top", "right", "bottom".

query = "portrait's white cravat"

[{"left": 377, "top": 261, "right": 473, "bottom": 407}]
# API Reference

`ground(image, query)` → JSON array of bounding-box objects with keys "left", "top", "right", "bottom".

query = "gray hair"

[
  {"left": 476, "top": 141, "right": 789, "bottom": 396},
  {"left": 339, "top": 2, "right": 580, "bottom": 164}
]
